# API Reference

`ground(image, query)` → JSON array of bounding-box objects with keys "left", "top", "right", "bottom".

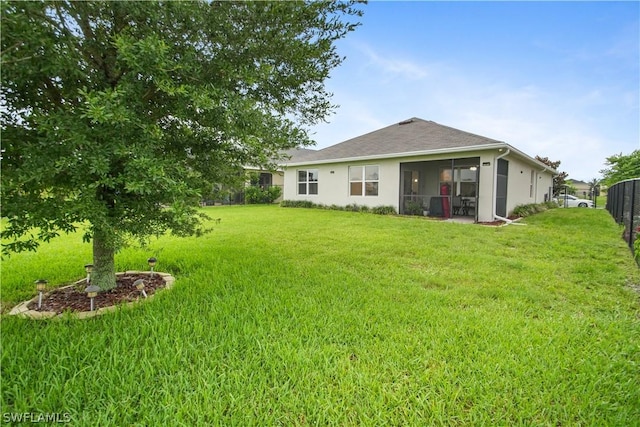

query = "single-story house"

[
  {"left": 243, "top": 167, "right": 285, "bottom": 190},
  {"left": 281, "top": 118, "right": 556, "bottom": 222},
  {"left": 569, "top": 180, "right": 591, "bottom": 198}
]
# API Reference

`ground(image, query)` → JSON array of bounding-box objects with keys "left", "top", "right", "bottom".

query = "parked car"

[{"left": 553, "top": 194, "right": 593, "bottom": 208}]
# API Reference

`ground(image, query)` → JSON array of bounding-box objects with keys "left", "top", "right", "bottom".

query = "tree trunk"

[{"left": 92, "top": 229, "right": 117, "bottom": 291}]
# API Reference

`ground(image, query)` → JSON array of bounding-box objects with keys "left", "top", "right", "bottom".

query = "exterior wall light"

[
  {"left": 85, "top": 284, "right": 100, "bottom": 311},
  {"left": 147, "top": 257, "right": 157, "bottom": 277},
  {"left": 35, "top": 279, "right": 48, "bottom": 309},
  {"left": 133, "top": 279, "right": 147, "bottom": 298}
]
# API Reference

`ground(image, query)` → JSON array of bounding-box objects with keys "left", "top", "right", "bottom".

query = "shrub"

[
  {"left": 244, "top": 186, "right": 262, "bottom": 204},
  {"left": 280, "top": 200, "right": 315, "bottom": 208},
  {"left": 405, "top": 201, "right": 424, "bottom": 216},
  {"left": 245, "top": 186, "right": 282, "bottom": 204},
  {"left": 267, "top": 186, "right": 282, "bottom": 202},
  {"left": 511, "top": 202, "right": 558, "bottom": 218},
  {"left": 372, "top": 205, "right": 397, "bottom": 215},
  {"left": 280, "top": 201, "right": 397, "bottom": 216}
]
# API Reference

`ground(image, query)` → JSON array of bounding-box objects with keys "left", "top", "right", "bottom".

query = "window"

[
  {"left": 349, "top": 165, "right": 379, "bottom": 196},
  {"left": 297, "top": 169, "right": 318, "bottom": 195},
  {"left": 530, "top": 170, "right": 535, "bottom": 198},
  {"left": 453, "top": 167, "right": 477, "bottom": 197}
]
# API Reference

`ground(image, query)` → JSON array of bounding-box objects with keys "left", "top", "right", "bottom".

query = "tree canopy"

[
  {"left": 1, "top": 0, "right": 364, "bottom": 289},
  {"left": 535, "top": 155, "right": 568, "bottom": 196},
  {"left": 600, "top": 150, "right": 640, "bottom": 187}
]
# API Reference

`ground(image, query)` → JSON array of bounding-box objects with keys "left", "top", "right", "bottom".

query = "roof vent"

[{"left": 398, "top": 119, "right": 414, "bottom": 125}]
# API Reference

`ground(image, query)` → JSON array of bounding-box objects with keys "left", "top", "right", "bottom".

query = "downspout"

[{"left": 493, "top": 149, "right": 510, "bottom": 222}]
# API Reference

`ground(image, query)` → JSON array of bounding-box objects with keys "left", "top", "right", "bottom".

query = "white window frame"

[
  {"left": 349, "top": 165, "right": 379, "bottom": 196},
  {"left": 530, "top": 170, "right": 535, "bottom": 198},
  {"left": 297, "top": 169, "right": 318, "bottom": 195}
]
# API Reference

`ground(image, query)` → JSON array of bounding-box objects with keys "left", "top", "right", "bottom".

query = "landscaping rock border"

[{"left": 8, "top": 271, "right": 175, "bottom": 320}]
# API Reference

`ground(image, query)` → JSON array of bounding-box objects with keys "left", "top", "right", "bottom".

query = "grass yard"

[{"left": 2, "top": 206, "right": 639, "bottom": 425}]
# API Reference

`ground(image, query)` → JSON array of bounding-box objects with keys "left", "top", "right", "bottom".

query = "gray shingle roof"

[
  {"left": 281, "top": 147, "right": 319, "bottom": 163},
  {"left": 285, "top": 118, "right": 505, "bottom": 164}
]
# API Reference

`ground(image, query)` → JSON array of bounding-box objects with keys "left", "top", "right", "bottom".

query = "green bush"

[
  {"left": 245, "top": 186, "right": 282, "bottom": 204},
  {"left": 280, "top": 200, "right": 315, "bottom": 208},
  {"left": 267, "top": 186, "right": 282, "bottom": 203},
  {"left": 280, "top": 201, "right": 397, "bottom": 216},
  {"left": 404, "top": 200, "right": 424, "bottom": 216},
  {"left": 511, "top": 202, "right": 558, "bottom": 218},
  {"left": 371, "top": 205, "right": 397, "bottom": 215}
]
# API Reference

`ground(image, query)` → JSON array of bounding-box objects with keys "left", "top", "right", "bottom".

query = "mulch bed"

[{"left": 28, "top": 273, "right": 167, "bottom": 314}]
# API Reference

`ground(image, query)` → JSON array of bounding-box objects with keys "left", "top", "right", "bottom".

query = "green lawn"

[{"left": 2, "top": 206, "right": 639, "bottom": 425}]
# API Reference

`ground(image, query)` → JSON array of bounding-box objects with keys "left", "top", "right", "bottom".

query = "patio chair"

[{"left": 452, "top": 196, "right": 462, "bottom": 215}]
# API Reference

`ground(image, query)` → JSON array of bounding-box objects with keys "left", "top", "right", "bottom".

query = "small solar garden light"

[
  {"left": 85, "top": 284, "right": 100, "bottom": 311},
  {"left": 84, "top": 264, "right": 94, "bottom": 284},
  {"left": 133, "top": 279, "right": 147, "bottom": 298},
  {"left": 147, "top": 257, "right": 157, "bottom": 277},
  {"left": 35, "top": 279, "right": 48, "bottom": 309}
]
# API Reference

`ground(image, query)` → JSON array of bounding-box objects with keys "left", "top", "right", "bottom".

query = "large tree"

[
  {"left": 1, "top": 1, "right": 363, "bottom": 289},
  {"left": 599, "top": 150, "right": 640, "bottom": 187}
]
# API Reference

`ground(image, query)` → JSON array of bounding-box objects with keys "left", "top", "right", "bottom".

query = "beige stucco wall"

[
  {"left": 283, "top": 158, "right": 400, "bottom": 208},
  {"left": 503, "top": 154, "right": 554, "bottom": 215},
  {"left": 283, "top": 149, "right": 554, "bottom": 222},
  {"left": 476, "top": 152, "right": 497, "bottom": 222},
  {"left": 477, "top": 152, "right": 554, "bottom": 220},
  {"left": 272, "top": 171, "right": 284, "bottom": 187}
]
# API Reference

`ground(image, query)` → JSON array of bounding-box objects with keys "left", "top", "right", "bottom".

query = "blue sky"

[{"left": 308, "top": 1, "right": 639, "bottom": 181}]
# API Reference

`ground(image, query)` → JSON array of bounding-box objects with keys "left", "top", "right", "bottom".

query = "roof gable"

[
  {"left": 281, "top": 117, "right": 554, "bottom": 173},
  {"left": 299, "top": 118, "right": 504, "bottom": 163},
  {"left": 281, "top": 147, "right": 318, "bottom": 163}
]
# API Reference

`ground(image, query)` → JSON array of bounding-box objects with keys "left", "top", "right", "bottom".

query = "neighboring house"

[
  {"left": 281, "top": 118, "right": 556, "bottom": 222},
  {"left": 570, "top": 180, "right": 591, "bottom": 198},
  {"left": 243, "top": 148, "right": 319, "bottom": 202},
  {"left": 243, "top": 167, "right": 285, "bottom": 190},
  {"left": 202, "top": 148, "right": 316, "bottom": 205},
  {"left": 203, "top": 168, "right": 285, "bottom": 206}
]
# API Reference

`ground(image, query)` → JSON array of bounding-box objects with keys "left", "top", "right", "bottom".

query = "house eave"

[
  {"left": 281, "top": 142, "right": 556, "bottom": 176},
  {"left": 502, "top": 145, "right": 559, "bottom": 175},
  {"left": 282, "top": 143, "right": 510, "bottom": 167}
]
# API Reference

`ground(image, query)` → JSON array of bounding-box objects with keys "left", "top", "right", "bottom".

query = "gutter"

[
  {"left": 282, "top": 143, "right": 510, "bottom": 167},
  {"left": 493, "top": 214, "right": 526, "bottom": 226},
  {"left": 496, "top": 148, "right": 510, "bottom": 161}
]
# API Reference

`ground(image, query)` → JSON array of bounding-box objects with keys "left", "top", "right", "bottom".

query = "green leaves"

[
  {"left": 79, "top": 88, "right": 130, "bottom": 125},
  {"left": 1, "top": 0, "right": 364, "bottom": 260},
  {"left": 600, "top": 150, "right": 640, "bottom": 187}
]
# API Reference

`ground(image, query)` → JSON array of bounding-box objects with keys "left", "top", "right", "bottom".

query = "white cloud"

[
  {"left": 352, "top": 41, "right": 435, "bottom": 81},
  {"left": 311, "top": 42, "right": 638, "bottom": 180}
]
